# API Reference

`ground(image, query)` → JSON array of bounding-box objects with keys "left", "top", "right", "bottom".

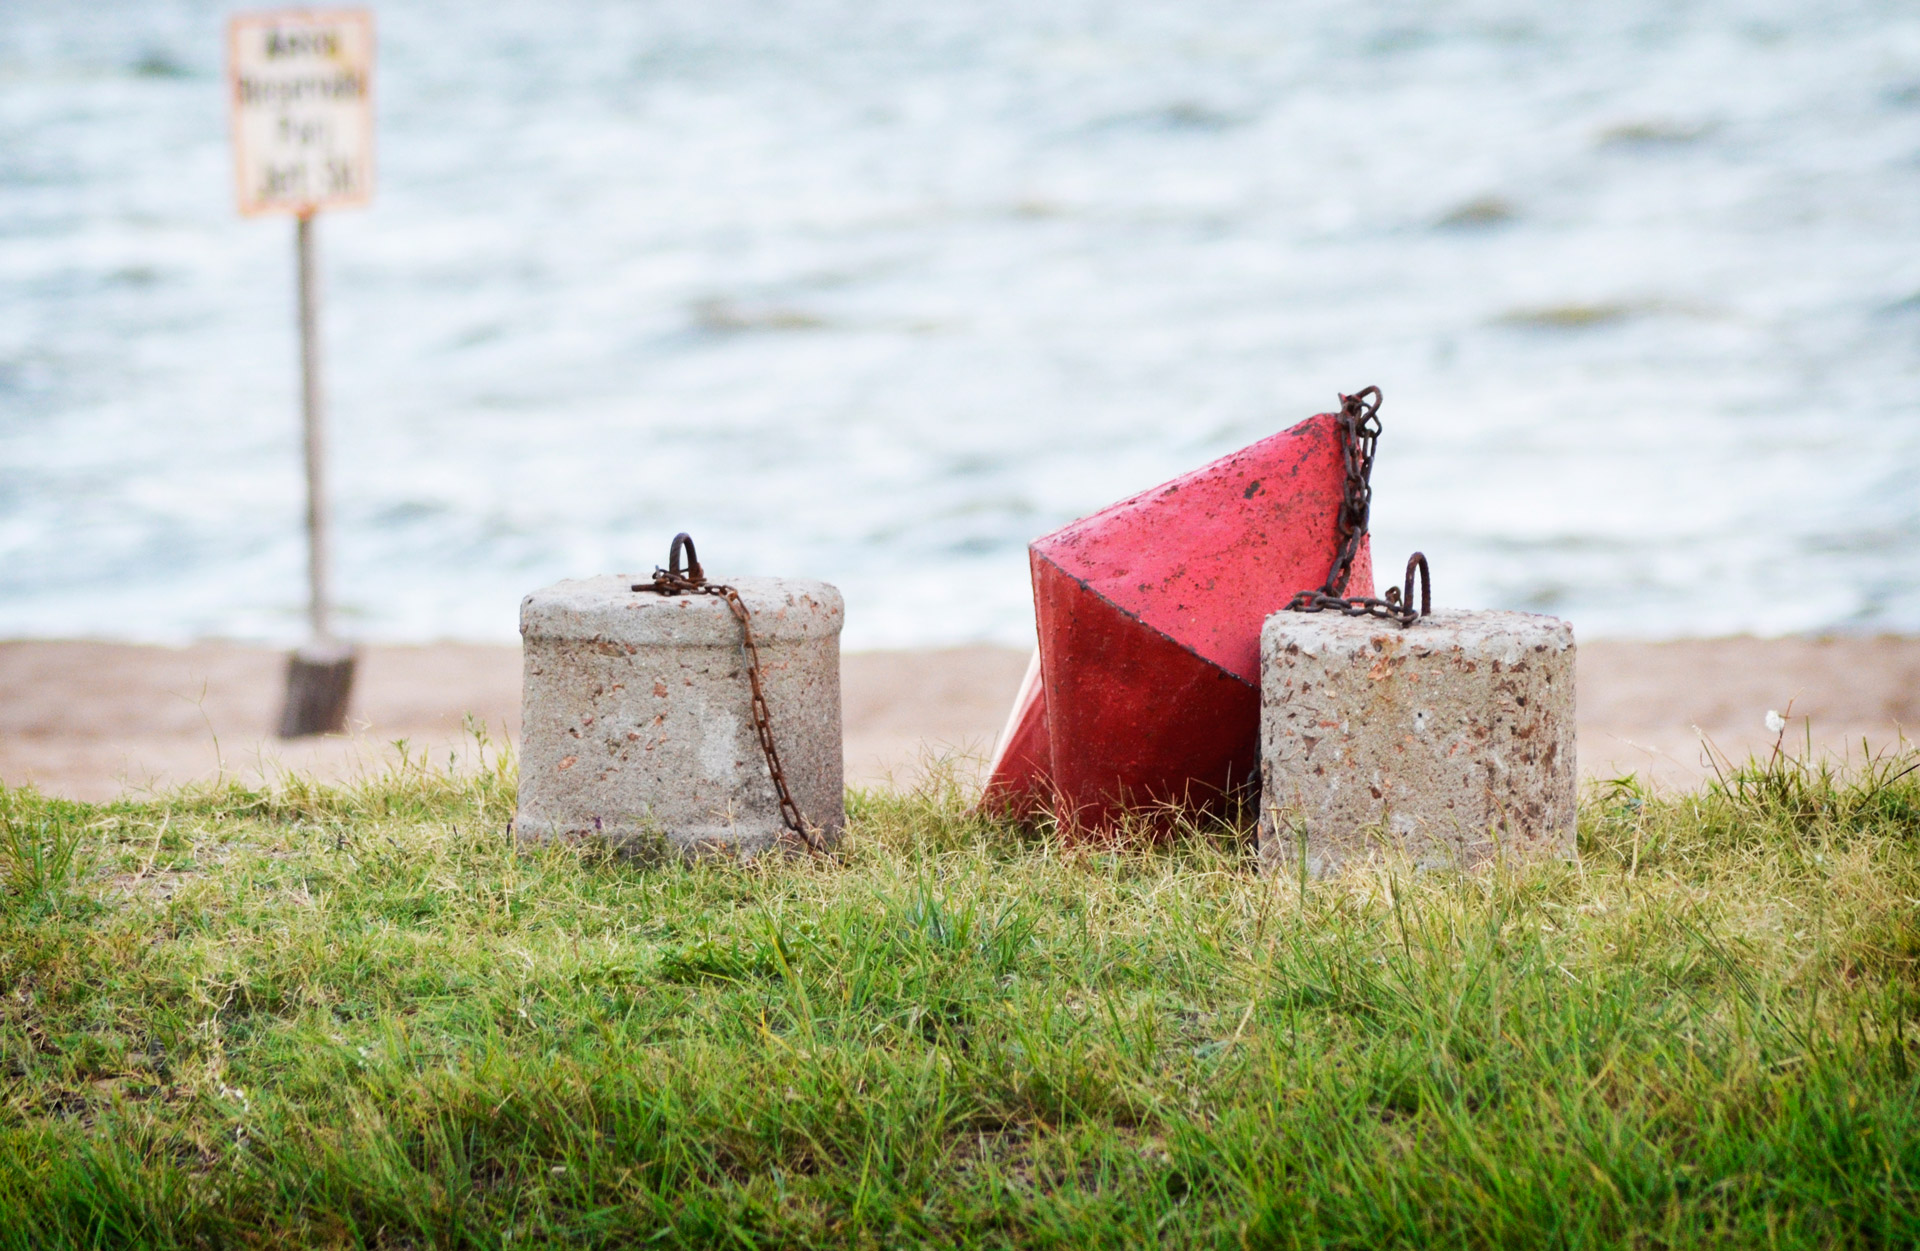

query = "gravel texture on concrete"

[
  {"left": 513, "top": 575, "right": 844, "bottom": 858},
  {"left": 1258, "top": 610, "right": 1576, "bottom": 875}
]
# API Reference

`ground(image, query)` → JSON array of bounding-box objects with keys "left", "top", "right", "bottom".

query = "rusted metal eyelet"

[{"left": 635, "top": 532, "right": 708, "bottom": 596}]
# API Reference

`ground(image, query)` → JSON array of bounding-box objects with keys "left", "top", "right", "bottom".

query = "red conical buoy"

[{"left": 983, "top": 409, "right": 1372, "bottom": 832}]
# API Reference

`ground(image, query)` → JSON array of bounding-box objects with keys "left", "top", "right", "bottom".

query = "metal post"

[
  {"left": 296, "top": 210, "right": 330, "bottom": 642},
  {"left": 279, "top": 210, "right": 356, "bottom": 737}
]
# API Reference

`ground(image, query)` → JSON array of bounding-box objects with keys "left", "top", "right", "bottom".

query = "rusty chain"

[
  {"left": 633, "top": 533, "right": 822, "bottom": 852},
  {"left": 1285, "top": 387, "right": 1435, "bottom": 628}
]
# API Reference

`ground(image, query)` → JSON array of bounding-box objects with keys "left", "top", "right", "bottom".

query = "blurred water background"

[{"left": 2, "top": 0, "right": 1918, "bottom": 649}]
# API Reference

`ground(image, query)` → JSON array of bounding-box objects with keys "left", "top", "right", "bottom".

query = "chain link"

[
  {"left": 634, "top": 533, "right": 822, "bottom": 853},
  {"left": 1285, "top": 387, "right": 1434, "bottom": 628}
]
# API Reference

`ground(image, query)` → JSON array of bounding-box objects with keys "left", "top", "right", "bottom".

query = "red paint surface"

[
  {"left": 979, "top": 650, "right": 1049, "bottom": 814},
  {"left": 982, "top": 411, "right": 1371, "bottom": 831},
  {"left": 1035, "top": 554, "right": 1261, "bottom": 829},
  {"left": 1035, "top": 412, "right": 1372, "bottom": 685}
]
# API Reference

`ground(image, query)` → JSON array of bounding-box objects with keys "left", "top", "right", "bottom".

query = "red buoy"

[{"left": 983, "top": 409, "right": 1372, "bottom": 832}]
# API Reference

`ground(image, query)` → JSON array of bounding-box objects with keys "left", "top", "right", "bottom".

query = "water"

[{"left": 2, "top": 0, "right": 1917, "bottom": 649}]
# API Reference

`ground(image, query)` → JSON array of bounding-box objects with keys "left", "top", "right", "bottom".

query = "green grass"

[{"left": 2, "top": 733, "right": 1918, "bottom": 1249}]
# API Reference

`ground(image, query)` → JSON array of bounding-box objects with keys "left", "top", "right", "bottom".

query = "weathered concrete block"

[
  {"left": 513, "top": 575, "right": 844, "bottom": 859},
  {"left": 1258, "top": 609, "right": 1575, "bottom": 875}
]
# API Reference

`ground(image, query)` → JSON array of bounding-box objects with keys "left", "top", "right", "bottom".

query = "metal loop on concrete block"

[
  {"left": 1404, "top": 552, "right": 1430, "bottom": 617},
  {"left": 667, "top": 532, "right": 703, "bottom": 585}
]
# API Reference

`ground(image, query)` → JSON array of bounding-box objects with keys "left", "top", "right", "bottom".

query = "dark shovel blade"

[{"left": 278, "top": 642, "right": 357, "bottom": 738}]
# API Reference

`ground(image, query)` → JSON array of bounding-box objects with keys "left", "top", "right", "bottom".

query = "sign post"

[{"left": 228, "top": 9, "right": 374, "bottom": 737}]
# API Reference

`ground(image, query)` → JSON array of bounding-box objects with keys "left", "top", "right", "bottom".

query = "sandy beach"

[{"left": 1, "top": 635, "right": 1914, "bottom": 804}]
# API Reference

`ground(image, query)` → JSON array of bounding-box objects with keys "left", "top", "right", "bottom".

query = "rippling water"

[{"left": 2, "top": 0, "right": 1917, "bottom": 647}]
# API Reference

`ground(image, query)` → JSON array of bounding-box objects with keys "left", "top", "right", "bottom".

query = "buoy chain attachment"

[
  {"left": 1285, "top": 386, "right": 1435, "bottom": 628},
  {"left": 633, "top": 533, "right": 823, "bottom": 853}
]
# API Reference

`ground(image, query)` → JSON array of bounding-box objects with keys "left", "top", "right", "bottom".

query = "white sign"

[{"left": 229, "top": 10, "right": 375, "bottom": 216}]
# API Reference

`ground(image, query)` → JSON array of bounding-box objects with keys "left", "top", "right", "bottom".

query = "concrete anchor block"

[
  {"left": 513, "top": 575, "right": 844, "bottom": 860},
  {"left": 1258, "top": 609, "right": 1575, "bottom": 875}
]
